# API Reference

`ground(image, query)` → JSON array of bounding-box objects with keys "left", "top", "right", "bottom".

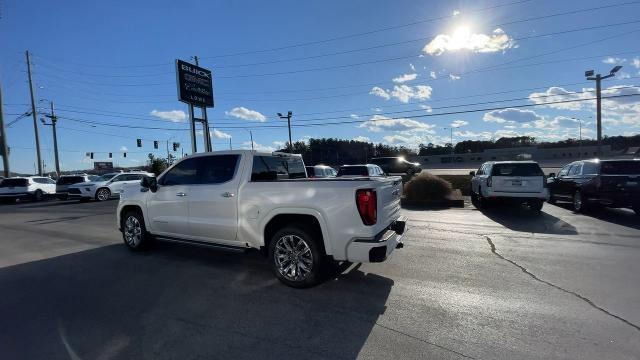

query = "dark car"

[
  {"left": 55, "top": 174, "right": 96, "bottom": 200},
  {"left": 370, "top": 157, "right": 421, "bottom": 175},
  {"left": 547, "top": 159, "right": 640, "bottom": 214}
]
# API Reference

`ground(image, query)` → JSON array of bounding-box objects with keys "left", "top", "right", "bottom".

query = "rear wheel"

[
  {"left": 572, "top": 190, "right": 587, "bottom": 213},
  {"left": 33, "top": 189, "right": 44, "bottom": 202},
  {"left": 529, "top": 199, "right": 544, "bottom": 214},
  {"left": 121, "top": 211, "right": 151, "bottom": 251},
  {"left": 269, "top": 226, "right": 324, "bottom": 288},
  {"left": 95, "top": 187, "right": 111, "bottom": 201}
]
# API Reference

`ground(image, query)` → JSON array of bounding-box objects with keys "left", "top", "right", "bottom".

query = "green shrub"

[{"left": 404, "top": 172, "right": 453, "bottom": 202}]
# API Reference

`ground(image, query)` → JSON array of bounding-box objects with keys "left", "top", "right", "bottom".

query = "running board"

[{"left": 154, "top": 235, "right": 248, "bottom": 253}]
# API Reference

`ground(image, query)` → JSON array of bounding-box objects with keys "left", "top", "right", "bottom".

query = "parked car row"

[
  {"left": 0, "top": 171, "right": 153, "bottom": 203},
  {"left": 470, "top": 159, "right": 640, "bottom": 215}
]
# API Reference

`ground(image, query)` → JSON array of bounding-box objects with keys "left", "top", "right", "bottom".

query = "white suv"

[
  {"left": 470, "top": 161, "right": 548, "bottom": 212},
  {"left": 0, "top": 176, "right": 56, "bottom": 202},
  {"left": 67, "top": 172, "right": 153, "bottom": 201}
]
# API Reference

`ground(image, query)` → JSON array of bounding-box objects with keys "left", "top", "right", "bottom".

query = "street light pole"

[
  {"left": 585, "top": 65, "right": 621, "bottom": 157},
  {"left": 277, "top": 111, "right": 293, "bottom": 152},
  {"left": 0, "top": 80, "right": 10, "bottom": 178}
]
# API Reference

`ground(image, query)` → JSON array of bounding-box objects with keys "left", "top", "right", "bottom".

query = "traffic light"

[
  {"left": 136, "top": 139, "right": 142, "bottom": 147},
  {"left": 153, "top": 141, "right": 158, "bottom": 149},
  {"left": 90, "top": 152, "right": 94, "bottom": 159},
  {"left": 108, "top": 152, "right": 112, "bottom": 158},
  {"left": 123, "top": 152, "right": 127, "bottom": 158},
  {"left": 172, "top": 142, "right": 180, "bottom": 151}
]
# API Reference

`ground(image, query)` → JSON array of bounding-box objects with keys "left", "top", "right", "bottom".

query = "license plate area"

[
  {"left": 627, "top": 181, "right": 638, "bottom": 186},
  {"left": 511, "top": 180, "right": 522, "bottom": 186}
]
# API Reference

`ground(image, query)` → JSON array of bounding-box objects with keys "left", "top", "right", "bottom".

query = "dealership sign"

[
  {"left": 176, "top": 60, "right": 214, "bottom": 108},
  {"left": 93, "top": 161, "right": 113, "bottom": 171}
]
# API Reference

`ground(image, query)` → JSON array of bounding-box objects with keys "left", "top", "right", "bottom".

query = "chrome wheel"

[
  {"left": 96, "top": 188, "right": 110, "bottom": 201},
  {"left": 124, "top": 215, "right": 143, "bottom": 247},
  {"left": 274, "top": 234, "right": 314, "bottom": 282}
]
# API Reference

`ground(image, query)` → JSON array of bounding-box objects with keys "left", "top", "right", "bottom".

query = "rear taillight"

[
  {"left": 487, "top": 176, "right": 492, "bottom": 187},
  {"left": 356, "top": 189, "right": 377, "bottom": 226}
]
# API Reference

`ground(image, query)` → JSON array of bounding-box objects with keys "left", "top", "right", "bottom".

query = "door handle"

[
  {"left": 176, "top": 192, "right": 187, "bottom": 197},
  {"left": 222, "top": 192, "right": 235, "bottom": 198}
]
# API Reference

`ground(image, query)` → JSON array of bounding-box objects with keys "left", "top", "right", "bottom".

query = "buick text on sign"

[{"left": 176, "top": 59, "right": 214, "bottom": 108}]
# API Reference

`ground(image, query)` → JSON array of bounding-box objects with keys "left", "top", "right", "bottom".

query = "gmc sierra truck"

[{"left": 117, "top": 150, "right": 407, "bottom": 288}]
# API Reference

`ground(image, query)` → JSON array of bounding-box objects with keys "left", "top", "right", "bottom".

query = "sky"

[{"left": 1, "top": 0, "right": 640, "bottom": 174}]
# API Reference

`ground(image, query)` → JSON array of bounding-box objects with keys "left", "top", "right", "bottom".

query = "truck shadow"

[
  {"left": 0, "top": 243, "right": 393, "bottom": 360},
  {"left": 552, "top": 202, "right": 640, "bottom": 231},
  {"left": 479, "top": 204, "right": 578, "bottom": 235}
]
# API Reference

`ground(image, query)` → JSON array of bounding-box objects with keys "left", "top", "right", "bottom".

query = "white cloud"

[
  {"left": 350, "top": 114, "right": 359, "bottom": 119},
  {"left": 602, "top": 57, "right": 625, "bottom": 64},
  {"left": 370, "top": 85, "right": 433, "bottom": 103},
  {"left": 383, "top": 134, "right": 413, "bottom": 145},
  {"left": 120, "top": 146, "right": 128, "bottom": 152},
  {"left": 358, "top": 115, "right": 435, "bottom": 133},
  {"left": 483, "top": 108, "right": 544, "bottom": 123},
  {"left": 352, "top": 136, "right": 371, "bottom": 142},
  {"left": 451, "top": 120, "right": 468, "bottom": 127},
  {"left": 449, "top": 74, "right": 461, "bottom": 80},
  {"left": 454, "top": 130, "right": 492, "bottom": 140},
  {"left": 390, "top": 85, "right": 432, "bottom": 103},
  {"left": 369, "top": 86, "right": 390, "bottom": 100},
  {"left": 150, "top": 109, "right": 186, "bottom": 122},
  {"left": 225, "top": 107, "right": 267, "bottom": 122},
  {"left": 632, "top": 58, "right": 640, "bottom": 69},
  {"left": 494, "top": 129, "right": 520, "bottom": 138},
  {"left": 409, "top": 63, "right": 416, "bottom": 71},
  {"left": 452, "top": 10, "right": 460, "bottom": 16},
  {"left": 528, "top": 86, "right": 591, "bottom": 111},
  {"left": 420, "top": 104, "right": 433, "bottom": 113},
  {"left": 423, "top": 27, "right": 515, "bottom": 56},
  {"left": 617, "top": 72, "right": 631, "bottom": 79},
  {"left": 212, "top": 129, "right": 231, "bottom": 139},
  {"left": 372, "top": 107, "right": 383, "bottom": 112},
  {"left": 272, "top": 141, "right": 286, "bottom": 148},
  {"left": 242, "top": 141, "right": 275, "bottom": 152},
  {"left": 392, "top": 73, "right": 417, "bottom": 83},
  {"left": 429, "top": 71, "right": 437, "bottom": 79}
]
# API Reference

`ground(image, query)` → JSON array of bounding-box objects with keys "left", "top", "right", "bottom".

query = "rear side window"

[
  {"left": 57, "top": 176, "right": 84, "bottom": 185},
  {"left": 0, "top": 178, "right": 28, "bottom": 187},
  {"left": 582, "top": 162, "right": 599, "bottom": 175},
  {"left": 251, "top": 156, "right": 306, "bottom": 181},
  {"left": 198, "top": 155, "right": 239, "bottom": 184},
  {"left": 491, "top": 163, "right": 544, "bottom": 176},
  {"left": 337, "top": 166, "right": 368, "bottom": 176},
  {"left": 601, "top": 161, "right": 640, "bottom": 175}
]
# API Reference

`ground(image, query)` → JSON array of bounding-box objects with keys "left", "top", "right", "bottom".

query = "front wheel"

[
  {"left": 572, "top": 190, "right": 587, "bottom": 213},
  {"left": 95, "top": 187, "right": 111, "bottom": 201},
  {"left": 122, "top": 211, "right": 152, "bottom": 251},
  {"left": 33, "top": 189, "right": 44, "bottom": 202},
  {"left": 269, "top": 226, "right": 324, "bottom": 288}
]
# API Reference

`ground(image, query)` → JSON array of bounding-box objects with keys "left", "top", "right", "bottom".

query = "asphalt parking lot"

[{"left": 0, "top": 199, "right": 639, "bottom": 359}]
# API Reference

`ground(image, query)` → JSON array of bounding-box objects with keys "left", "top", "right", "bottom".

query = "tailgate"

[
  {"left": 493, "top": 176, "right": 543, "bottom": 193},
  {"left": 374, "top": 176, "right": 402, "bottom": 225}
]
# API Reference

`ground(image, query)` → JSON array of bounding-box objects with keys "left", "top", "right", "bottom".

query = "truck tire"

[
  {"left": 95, "top": 187, "right": 111, "bottom": 201},
  {"left": 572, "top": 190, "right": 587, "bottom": 213},
  {"left": 529, "top": 199, "right": 544, "bottom": 214},
  {"left": 269, "top": 225, "right": 324, "bottom": 288},
  {"left": 121, "top": 210, "right": 152, "bottom": 251}
]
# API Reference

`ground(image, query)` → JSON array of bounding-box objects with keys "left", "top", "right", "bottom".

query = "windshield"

[{"left": 337, "top": 166, "right": 368, "bottom": 176}]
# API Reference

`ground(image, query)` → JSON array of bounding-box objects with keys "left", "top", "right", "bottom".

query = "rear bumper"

[
  {"left": 346, "top": 216, "right": 407, "bottom": 263},
  {"left": 483, "top": 188, "right": 549, "bottom": 200}
]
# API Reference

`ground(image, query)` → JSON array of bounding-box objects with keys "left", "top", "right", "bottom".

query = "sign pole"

[{"left": 189, "top": 104, "right": 197, "bottom": 154}]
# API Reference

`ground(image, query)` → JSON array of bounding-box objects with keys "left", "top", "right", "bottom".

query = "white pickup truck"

[{"left": 117, "top": 150, "right": 406, "bottom": 287}]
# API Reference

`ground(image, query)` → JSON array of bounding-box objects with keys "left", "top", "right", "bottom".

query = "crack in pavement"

[
  {"left": 484, "top": 235, "right": 640, "bottom": 333},
  {"left": 374, "top": 322, "right": 476, "bottom": 359}
]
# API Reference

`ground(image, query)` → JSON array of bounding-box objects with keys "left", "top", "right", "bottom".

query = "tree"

[{"left": 147, "top": 153, "right": 169, "bottom": 176}]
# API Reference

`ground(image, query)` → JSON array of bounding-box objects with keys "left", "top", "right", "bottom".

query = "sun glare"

[{"left": 450, "top": 25, "right": 471, "bottom": 49}]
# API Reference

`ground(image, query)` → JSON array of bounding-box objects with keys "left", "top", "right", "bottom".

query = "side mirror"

[
  {"left": 469, "top": 171, "right": 476, "bottom": 176},
  {"left": 548, "top": 173, "right": 556, "bottom": 178},
  {"left": 141, "top": 176, "right": 158, "bottom": 193}
]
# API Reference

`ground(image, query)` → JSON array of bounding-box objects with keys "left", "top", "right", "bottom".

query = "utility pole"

[
  {"left": 0, "top": 80, "right": 10, "bottom": 177},
  {"left": 26, "top": 51, "right": 42, "bottom": 175},
  {"left": 277, "top": 111, "right": 293, "bottom": 152},
  {"left": 41, "top": 100, "right": 60, "bottom": 176},
  {"left": 443, "top": 126, "right": 457, "bottom": 157},
  {"left": 585, "top": 65, "right": 622, "bottom": 157}
]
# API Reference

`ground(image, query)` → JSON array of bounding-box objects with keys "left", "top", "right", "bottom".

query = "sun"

[{"left": 450, "top": 25, "right": 471, "bottom": 49}]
